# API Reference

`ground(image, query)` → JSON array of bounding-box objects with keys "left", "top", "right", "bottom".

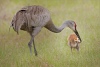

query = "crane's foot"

[{"left": 34, "top": 47, "right": 38, "bottom": 56}]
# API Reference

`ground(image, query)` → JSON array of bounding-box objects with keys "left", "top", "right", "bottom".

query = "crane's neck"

[
  {"left": 45, "top": 20, "right": 69, "bottom": 33},
  {"left": 56, "top": 21, "right": 68, "bottom": 33}
]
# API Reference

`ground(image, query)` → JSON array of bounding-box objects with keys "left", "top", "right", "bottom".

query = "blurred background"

[{"left": 0, "top": 0, "right": 100, "bottom": 67}]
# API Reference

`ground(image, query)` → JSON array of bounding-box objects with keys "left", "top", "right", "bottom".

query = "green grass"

[{"left": 0, "top": 0, "right": 100, "bottom": 67}]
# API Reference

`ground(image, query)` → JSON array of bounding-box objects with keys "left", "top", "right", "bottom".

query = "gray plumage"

[{"left": 11, "top": 5, "right": 82, "bottom": 56}]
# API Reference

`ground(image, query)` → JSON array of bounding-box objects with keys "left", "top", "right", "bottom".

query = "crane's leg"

[
  {"left": 28, "top": 37, "right": 34, "bottom": 54},
  {"left": 33, "top": 38, "right": 37, "bottom": 56},
  {"left": 28, "top": 27, "right": 41, "bottom": 56},
  {"left": 28, "top": 36, "right": 37, "bottom": 56}
]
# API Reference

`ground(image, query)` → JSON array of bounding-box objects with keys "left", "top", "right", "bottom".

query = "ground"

[{"left": 0, "top": 0, "right": 100, "bottom": 67}]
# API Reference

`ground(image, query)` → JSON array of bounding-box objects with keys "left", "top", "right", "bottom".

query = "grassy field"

[{"left": 0, "top": 0, "right": 100, "bottom": 67}]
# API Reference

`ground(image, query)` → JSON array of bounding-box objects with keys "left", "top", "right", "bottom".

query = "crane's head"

[{"left": 66, "top": 20, "right": 82, "bottom": 42}]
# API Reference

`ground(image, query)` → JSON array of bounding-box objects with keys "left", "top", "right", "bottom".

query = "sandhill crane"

[
  {"left": 67, "top": 34, "right": 81, "bottom": 51},
  {"left": 10, "top": 5, "right": 82, "bottom": 56}
]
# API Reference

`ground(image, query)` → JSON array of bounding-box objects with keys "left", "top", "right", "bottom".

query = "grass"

[{"left": 0, "top": 0, "right": 100, "bottom": 67}]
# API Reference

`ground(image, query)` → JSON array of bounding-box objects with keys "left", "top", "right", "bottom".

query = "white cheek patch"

[{"left": 72, "top": 26, "right": 75, "bottom": 31}]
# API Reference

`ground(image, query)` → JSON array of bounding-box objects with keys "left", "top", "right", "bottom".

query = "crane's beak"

[{"left": 74, "top": 29, "right": 82, "bottom": 42}]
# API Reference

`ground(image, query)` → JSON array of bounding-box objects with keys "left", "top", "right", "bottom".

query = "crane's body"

[
  {"left": 11, "top": 5, "right": 82, "bottom": 56},
  {"left": 12, "top": 6, "right": 50, "bottom": 33}
]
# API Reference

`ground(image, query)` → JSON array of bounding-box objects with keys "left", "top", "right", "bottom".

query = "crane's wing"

[{"left": 11, "top": 7, "right": 28, "bottom": 34}]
